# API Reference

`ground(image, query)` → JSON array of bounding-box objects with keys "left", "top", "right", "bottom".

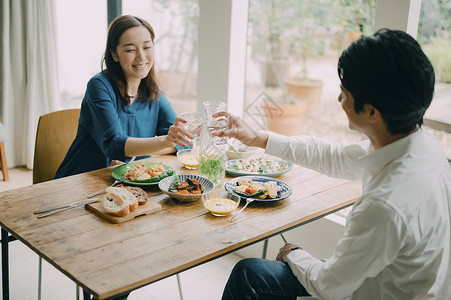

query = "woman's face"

[{"left": 112, "top": 26, "right": 154, "bottom": 84}]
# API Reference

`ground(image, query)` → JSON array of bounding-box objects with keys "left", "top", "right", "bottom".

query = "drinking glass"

[
  {"left": 207, "top": 114, "right": 229, "bottom": 145},
  {"left": 181, "top": 112, "right": 204, "bottom": 151}
]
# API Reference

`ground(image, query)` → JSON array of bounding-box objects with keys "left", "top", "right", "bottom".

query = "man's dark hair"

[{"left": 338, "top": 29, "right": 435, "bottom": 135}]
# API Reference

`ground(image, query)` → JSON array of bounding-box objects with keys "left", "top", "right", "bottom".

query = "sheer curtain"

[{"left": 1, "top": 0, "right": 59, "bottom": 169}]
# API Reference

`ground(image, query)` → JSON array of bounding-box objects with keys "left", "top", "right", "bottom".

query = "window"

[
  {"left": 418, "top": 0, "right": 451, "bottom": 84},
  {"left": 122, "top": 0, "right": 199, "bottom": 102},
  {"left": 55, "top": 0, "right": 107, "bottom": 109},
  {"left": 244, "top": 0, "right": 376, "bottom": 139},
  {"left": 418, "top": 0, "right": 451, "bottom": 159}
]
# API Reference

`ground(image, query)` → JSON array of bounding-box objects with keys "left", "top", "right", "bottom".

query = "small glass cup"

[
  {"left": 181, "top": 111, "right": 204, "bottom": 152},
  {"left": 202, "top": 189, "right": 240, "bottom": 217},
  {"left": 181, "top": 112, "right": 204, "bottom": 139},
  {"left": 176, "top": 148, "right": 199, "bottom": 169}
]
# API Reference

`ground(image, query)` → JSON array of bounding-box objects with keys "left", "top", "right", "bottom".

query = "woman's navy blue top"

[{"left": 55, "top": 72, "right": 176, "bottom": 178}]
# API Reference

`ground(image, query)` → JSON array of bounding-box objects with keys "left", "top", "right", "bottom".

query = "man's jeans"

[{"left": 222, "top": 258, "right": 311, "bottom": 300}]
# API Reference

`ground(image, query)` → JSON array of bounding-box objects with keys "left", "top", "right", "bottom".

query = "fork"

[
  {"left": 228, "top": 197, "right": 254, "bottom": 222},
  {"left": 87, "top": 179, "right": 124, "bottom": 198}
]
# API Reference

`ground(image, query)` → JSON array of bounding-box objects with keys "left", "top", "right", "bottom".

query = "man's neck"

[{"left": 370, "top": 125, "right": 419, "bottom": 149}]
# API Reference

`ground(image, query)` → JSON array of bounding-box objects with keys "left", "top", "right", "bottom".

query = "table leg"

[
  {"left": 262, "top": 239, "right": 268, "bottom": 259},
  {"left": 176, "top": 273, "right": 184, "bottom": 300},
  {"left": 83, "top": 291, "right": 91, "bottom": 300},
  {"left": 2, "top": 227, "right": 10, "bottom": 300}
]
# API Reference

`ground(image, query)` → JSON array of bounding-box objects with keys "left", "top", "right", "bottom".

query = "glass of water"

[
  {"left": 207, "top": 114, "right": 229, "bottom": 145},
  {"left": 202, "top": 101, "right": 229, "bottom": 145},
  {"left": 181, "top": 112, "right": 204, "bottom": 150}
]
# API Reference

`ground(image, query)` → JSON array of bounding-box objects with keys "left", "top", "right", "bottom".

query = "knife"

[
  {"left": 86, "top": 179, "right": 124, "bottom": 198},
  {"left": 34, "top": 198, "right": 99, "bottom": 218}
]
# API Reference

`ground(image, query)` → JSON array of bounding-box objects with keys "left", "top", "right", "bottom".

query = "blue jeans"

[{"left": 222, "top": 258, "right": 311, "bottom": 300}]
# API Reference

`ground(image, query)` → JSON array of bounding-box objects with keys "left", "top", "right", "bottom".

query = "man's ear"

[
  {"left": 365, "top": 104, "right": 381, "bottom": 123},
  {"left": 111, "top": 49, "right": 119, "bottom": 62}
]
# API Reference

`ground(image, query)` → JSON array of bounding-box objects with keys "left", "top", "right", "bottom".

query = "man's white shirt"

[{"left": 265, "top": 129, "right": 451, "bottom": 300}]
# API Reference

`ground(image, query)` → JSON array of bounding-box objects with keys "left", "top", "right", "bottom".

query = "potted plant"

[
  {"left": 283, "top": 15, "right": 326, "bottom": 107},
  {"left": 248, "top": 0, "right": 293, "bottom": 88},
  {"left": 152, "top": 0, "right": 199, "bottom": 101},
  {"left": 338, "top": 0, "right": 376, "bottom": 44},
  {"left": 248, "top": 0, "right": 333, "bottom": 135}
]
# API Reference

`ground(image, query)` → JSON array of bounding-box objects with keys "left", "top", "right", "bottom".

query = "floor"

[{"left": 0, "top": 168, "right": 242, "bottom": 300}]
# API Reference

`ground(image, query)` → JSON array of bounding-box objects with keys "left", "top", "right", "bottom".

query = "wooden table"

[{"left": 0, "top": 155, "right": 361, "bottom": 299}]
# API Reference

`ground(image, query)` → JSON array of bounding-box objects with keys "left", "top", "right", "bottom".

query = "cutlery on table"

[
  {"left": 228, "top": 197, "right": 254, "bottom": 222},
  {"left": 86, "top": 179, "right": 124, "bottom": 198},
  {"left": 34, "top": 198, "right": 99, "bottom": 218}
]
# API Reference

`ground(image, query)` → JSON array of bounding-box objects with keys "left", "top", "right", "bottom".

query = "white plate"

[{"left": 225, "top": 159, "right": 293, "bottom": 177}]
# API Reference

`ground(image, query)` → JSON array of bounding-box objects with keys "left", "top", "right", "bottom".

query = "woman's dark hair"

[
  {"left": 338, "top": 28, "right": 435, "bottom": 135},
  {"left": 102, "top": 15, "right": 159, "bottom": 105}
]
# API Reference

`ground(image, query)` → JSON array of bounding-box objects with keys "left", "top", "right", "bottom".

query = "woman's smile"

[{"left": 112, "top": 25, "right": 155, "bottom": 84}]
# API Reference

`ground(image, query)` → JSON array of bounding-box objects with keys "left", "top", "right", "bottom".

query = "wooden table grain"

[{"left": 0, "top": 155, "right": 361, "bottom": 299}]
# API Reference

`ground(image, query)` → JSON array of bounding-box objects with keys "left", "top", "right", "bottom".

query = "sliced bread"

[
  {"left": 100, "top": 193, "right": 130, "bottom": 217},
  {"left": 106, "top": 186, "right": 138, "bottom": 211},
  {"left": 121, "top": 185, "right": 148, "bottom": 205}
]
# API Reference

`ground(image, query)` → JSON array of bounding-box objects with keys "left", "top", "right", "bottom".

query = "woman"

[{"left": 55, "top": 15, "right": 192, "bottom": 178}]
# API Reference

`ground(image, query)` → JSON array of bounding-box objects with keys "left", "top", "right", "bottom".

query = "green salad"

[{"left": 199, "top": 154, "right": 225, "bottom": 185}]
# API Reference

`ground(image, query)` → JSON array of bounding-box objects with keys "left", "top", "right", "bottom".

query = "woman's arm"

[
  {"left": 124, "top": 116, "right": 193, "bottom": 156},
  {"left": 86, "top": 75, "right": 191, "bottom": 159}
]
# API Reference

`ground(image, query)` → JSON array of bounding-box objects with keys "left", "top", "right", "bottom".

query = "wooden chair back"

[
  {"left": 0, "top": 115, "right": 8, "bottom": 181},
  {"left": 33, "top": 109, "right": 80, "bottom": 184}
]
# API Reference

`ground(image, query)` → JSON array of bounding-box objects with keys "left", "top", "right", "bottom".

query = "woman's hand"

[
  {"left": 164, "top": 116, "right": 194, "bottom": 148},
  {"left": 109, "top": 160, "right": 125, "bottom": 167},
  {"left": 276, "top": 243, "right": 302, "bottom": 261},
  {"left": 212, "top": 112, "right": 269, "bottom": 149}
]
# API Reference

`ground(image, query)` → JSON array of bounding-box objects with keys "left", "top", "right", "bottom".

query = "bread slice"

[
  {"left": 100, "top": 193, "right": 130, "bottom": 217},
  {"left": 123, "top": 186, "right": 148, "bottom": 205},
  {"left": 106, "top": 186, "right": 138, "bottom": 211}
]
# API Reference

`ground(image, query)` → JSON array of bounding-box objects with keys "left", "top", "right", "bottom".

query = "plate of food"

[
  {"left": 224, "top": 176, "right": 292, "bottom": 202},
  {"left": 225, "top": 156, "right": 293, "bottom": 177},
  {"left": 158, "top": 174, "right": 214, "bottom": 202},
  {"left": 112, "top": 161, "right": 176, "bottom": 186}
]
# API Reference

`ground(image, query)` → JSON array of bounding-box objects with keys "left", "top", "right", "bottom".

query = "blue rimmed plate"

[
  {"left": 225, "top": 159, "right": 293, "bottom": 177},
  {"left": 224, "top": 176, "right": 292, "bottom": 202}
]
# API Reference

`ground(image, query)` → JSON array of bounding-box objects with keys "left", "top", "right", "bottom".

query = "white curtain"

[{"left": 1, "top": 0, "right": 59, "bottom": 169}]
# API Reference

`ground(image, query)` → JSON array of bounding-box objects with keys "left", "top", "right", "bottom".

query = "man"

[{"left": 217, "top": 29, "right": 451, "bottom": 299}]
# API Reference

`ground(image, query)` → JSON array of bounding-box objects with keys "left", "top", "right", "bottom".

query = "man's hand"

[
  {"left": 276, "top": 243, "right": 302, "bottom": 261},
  {"left": 212, "top": 112, "right": 269, "bottom": 148}
]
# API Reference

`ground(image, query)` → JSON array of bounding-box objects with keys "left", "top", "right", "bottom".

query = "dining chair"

[
  {"left": 33, "top": 108, "right": 80, "bottom": 184},
  {"left": 33, "top": 108, "right": 81, "bottom": 299},
  {"left": 1, "top": 109, "right": 81, "bottom": 300},
  {"left": 0, "top": 116, "right": 9, "bottom": 181},
  {"left": 32, "top": 108, "right": 185, "bottom": 300}
]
